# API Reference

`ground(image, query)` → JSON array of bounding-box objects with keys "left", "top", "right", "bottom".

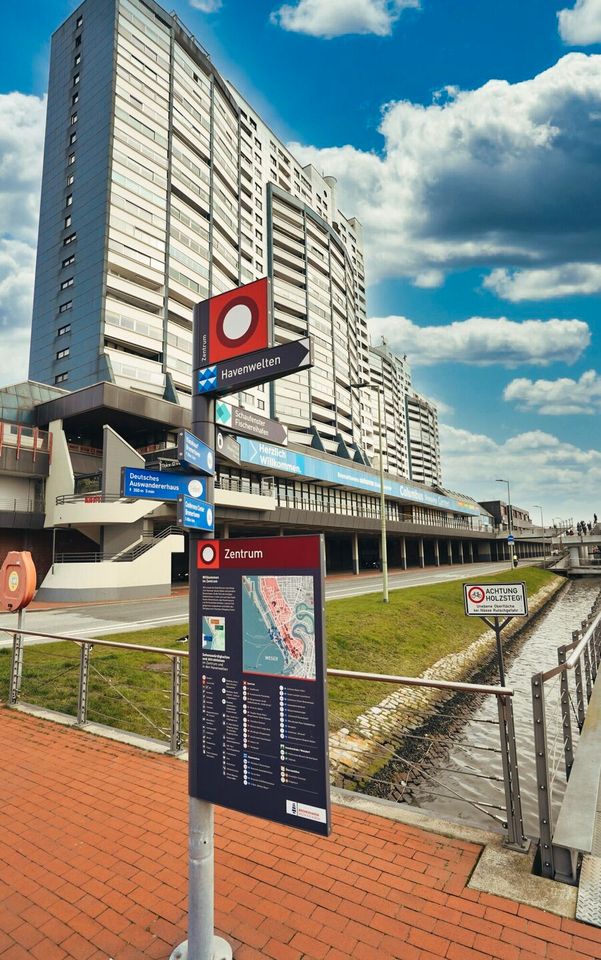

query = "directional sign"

[
  {"left": 196, "top": 338, "right": 312, "bottom": 396},
  {"left": 121, "top": 467, "right": 205, "bottom": 502},
  {"left": 464, "top": 582, "right": 528, "bottom": 617},
  {"left": 177, "top": 429, "right": 215, "bottom": 475},
  {"left": 190, "top": 534, "right": 330, "bottom": 836},
  {"left": 177, "top": 495, "right": 214, "bottom": 531},
  {"left": 194, "top": 277, "right": 271, "bottom": 368},
  {"left": 216, "top": 430, "right": 241, "bottom": 465},
  {"left": 216, "top": 399, "right": 288, "bottom": 446},
  {"left": 507, "top": 535, "right": 515, "bottom": 544}
]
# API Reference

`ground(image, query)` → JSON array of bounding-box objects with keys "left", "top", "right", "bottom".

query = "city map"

[{"left": 242, "top": 575, "right": 316, "bottom": 680}]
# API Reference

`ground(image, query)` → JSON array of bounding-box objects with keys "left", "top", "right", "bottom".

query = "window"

[
  {"left": 60, "top": 277, "right": 74, "bottom": 290},
  {"left": 62, "top": 254, "right": 75, "bottom": 268},
  {"left": 63, "top": 232, "right": 77, "bottom": 246},
  {"left": 73, "top": 73, "right": 80, "bottom": 85},
  {"left": 58, "top": 301, "right": 72, "bottom": 314},
  {"left": 72, "top": 92, "right": 79, "bottom": 105},
  {"left": 64, "top": 215, "right": 72, "bottom": 228},
  {"left": 66, "top": 174, "right": 74, "bottom": 186},
  {"left": 57, "top": 323, "right": 71, "bottom": 336},
  {"left": 68, "top": 152, "right": 76, "bottom": 165},
  {"left": 75, "top": 35, "right": 81, "bottom": 47},
  {"left": 69, "top": 132, "right": 77, "bottom": 145},
  {"left": 55, "top": 372, "right": 69, "bottom": 384},
  {"left": 65, "top": 194, "right": 73, "bottom": 207},
  {"left": 56, "top": 348, "right": 70, "bottom": 360},
  {"left": 76, "top": 15, "right": 83, "bottom": 27},
  {"left": 70, "top": 112, "right": 78, "bottom": 125},
  {"left": 74, "top": 54, "right": 81, "bottom": 66}
]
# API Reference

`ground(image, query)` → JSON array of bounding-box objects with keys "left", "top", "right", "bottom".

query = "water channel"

[{"left": 376, "top": 577, "right": 601, "bottom": 837}]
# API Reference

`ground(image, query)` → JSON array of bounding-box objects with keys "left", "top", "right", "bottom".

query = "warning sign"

[{"left": 463, "top": 582, "right": 528, "bottom": 617}]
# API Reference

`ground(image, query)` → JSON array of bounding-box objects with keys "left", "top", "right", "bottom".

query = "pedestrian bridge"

[{"left": 559, "top": 529, "right": 601, "bottom": 575}]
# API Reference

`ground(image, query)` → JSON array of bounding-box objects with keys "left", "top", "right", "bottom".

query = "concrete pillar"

[
  {"left": 419, "top": 538, "right": 425, "bottom": 568},
  {"left": 222, "top": 523, "right": 230, "bottom": 539},
  {"left": 569, "top": 546, "right": 580, "bottom": 567},
  {"left": 352, "top": 532, "right": 360, "bottom": 575},
  {"left": 468, "top": 542, "right": 474, "bottom": 563},
  {"left": 279, "top": 527, "right": 285, "bottom": 536},
  {"left": 400, "top": 536, "right": 407, "bottom": 569},
  {"left": 434, "top": 539, "right": 440, "bottom": 566},
  {"left": 459, "top": 542, "right": 464, "bottom": 564},
  {"left": 448, "top": 540, "right": 453, "bottom": 565}
]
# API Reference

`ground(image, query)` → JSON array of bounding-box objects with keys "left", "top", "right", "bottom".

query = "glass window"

[
  {"left": 60, "top": 277, "right": 74, "bottom": 290},
  {"left": 55, "top": 372, "right": 69, "bottom": 384},
  {"left": 74, "top": 53, "right": 81, "bottom": 66},
  {"left": 56, "top": 348, "right": 70, "bottom": 360},
  {"left": 58, "top": 301, "right": 72, "bottom": 314},
  {"left": 68, "top": 152, "right": 76, "bottom": 165},
  {"left": 63, "top": 232, "right": 77, "bottom": 246},
  {"left": 62, "top": 254, "right": 75, "bottom": 268},
  {"left": 73, "top": 73, "right": 80, "bottom": 85},
  {"left": 65, "top": 194, "right": 73, "bottom": 207},
  {"left": 70, "top": 112, "right": 78, "bottom": 125},
  {"left": 57, "top": 324, "right": 71, "bottom": 336},
  {"left": 76, "top": 15, "right": 83, "bottom": 27},
  {"left": 69, "top": 132, "right": 77, "bottom": 145},
  {"left": 64, "top": 215, "right": 72, "bottom": 228}
]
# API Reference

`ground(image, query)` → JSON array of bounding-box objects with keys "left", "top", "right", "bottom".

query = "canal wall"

[{"left": 329, "top": 574, "right": 567, "bottom": 788}]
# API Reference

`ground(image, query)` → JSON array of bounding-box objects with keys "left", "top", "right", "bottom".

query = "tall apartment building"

[
  {"left": 29, "top": 0, "right": 370, "bottom": 459},
  {"left": 406, "top": 392, "right": 441, "bottom": 487}
]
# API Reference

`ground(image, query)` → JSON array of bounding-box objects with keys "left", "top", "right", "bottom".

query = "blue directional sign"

[
  {"left": 177, "top": 495, "right": 214, "bottom": 531},
  {"left": 177, "top": 430, "right": 215, "bottom": 476},
  {"left": 121, "top": 468, "right": 205, "bottom": 502},
  {"left": 507, "top": 535, "right": 515, "bottom": 544}
]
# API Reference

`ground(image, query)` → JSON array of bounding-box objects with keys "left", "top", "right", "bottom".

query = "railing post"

[
  {"left": 497, "top": 694, "right": 528, "bottom": 851},
  {"left": 531, "top": 672, "right": 555, "bottom": 879},
  {"left": 573, "top": 630, "right": 586, "bottom": 731},
  {"left": 77, "top": 642, "right": 91, "bottom": 725},
  {"left": 558, "top": 645, "right": 574, "bottom": 778},
  {"left": 583, "top": 643, "right": 593, "bottom": 702},
  {"left": 8, "top": 609, "right": 25, "bottom": 705},
  {"left": 169, "top": 655, "right": 183, "bottom": 754}
]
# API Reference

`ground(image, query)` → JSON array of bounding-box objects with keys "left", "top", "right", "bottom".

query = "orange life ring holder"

[{"left": 0, "top": 551, "right": 37, "bottom": 611}]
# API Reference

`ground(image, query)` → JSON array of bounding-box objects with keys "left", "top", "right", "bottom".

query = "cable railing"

[{"left": 0, "top": 625, "right": 526, "bottom": 850}]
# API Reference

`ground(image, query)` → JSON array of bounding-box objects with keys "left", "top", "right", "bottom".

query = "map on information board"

[{"left": 242, "top": 575, "right": 316, "bottom": 680}]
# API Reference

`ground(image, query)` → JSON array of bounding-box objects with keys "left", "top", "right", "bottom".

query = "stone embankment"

[{"left": 329, "top": 576, "right": 565, "bottom": 787}]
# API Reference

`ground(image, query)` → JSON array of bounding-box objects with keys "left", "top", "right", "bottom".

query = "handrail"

[
  {"left": 56, "top": 493, "right": 126, "bottom": 505},
  {"left": 540, "top": 609, "right": 601, "bottom": 681},
  {"left": 55, "top": 526, "right": 183, "bottom": 564}
]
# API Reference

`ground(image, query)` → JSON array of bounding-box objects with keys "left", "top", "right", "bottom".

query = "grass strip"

[{"left": 0, "top": 566, "right": 558, "bottom": 737}]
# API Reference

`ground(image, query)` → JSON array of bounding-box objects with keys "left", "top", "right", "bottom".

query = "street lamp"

[
  {"left": 351, "top": 379, "right": 389, "bottom": 602},
  {"left": 533, "top": 504, "right": 546, "bottom": 562},
  {"left": 496, "top": 478, "right": 513, "bottom": 568}
]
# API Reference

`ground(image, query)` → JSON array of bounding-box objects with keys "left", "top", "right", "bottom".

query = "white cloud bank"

[
  {"left": 0, "top": 92, "right": 46, "bottom": 388},
  {"left": 189, "top": 1, "right": 222, "bottom": 12},
  {"left": 441, "top": 425, "right": 601, "bottom": 521},
  {"left": 484, "top": 263, "right": 601, "bottom": 301},
  {"left": 271, "top": 0, "right": 419, "bottom": 38},
  {"left": 288, "top": 54, "right": 601, "bottom": 286},
  {"left": 559, "top": 0, "right": 601, "bottom": 45},
  {"left": 368, "top": 316, "right": 590, "bottom": 366},
  {"left": 504, "top": 369, "right": 601, "bottom": 415}
]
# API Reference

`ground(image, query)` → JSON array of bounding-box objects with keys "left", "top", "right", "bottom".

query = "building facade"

[{"left": 29, "top": 0, "right": 371, "bottom": 461}]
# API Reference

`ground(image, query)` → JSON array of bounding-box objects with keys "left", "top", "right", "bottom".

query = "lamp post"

[
  {"left": 496, "top": 478, "right": 513, "bottom": 568},
  {"left": 533, "top": 504, "right": 546, "bottom": 563},
  {"left": 351, "top": 379, "right": 389, "bottom": 603}
]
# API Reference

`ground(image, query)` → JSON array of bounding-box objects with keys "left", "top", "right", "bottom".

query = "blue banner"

[
  {"left": 122, "top": 468, "right": 205, "bottom": 502},
  {"left": 177, "top": 495, "right": 214, "bottom": 531},
  {"left": 178, "top": 429, "right": 215, "bottom": 475},
  {"left": 235, "top": 438, "right": 480, "bottom": 516}
]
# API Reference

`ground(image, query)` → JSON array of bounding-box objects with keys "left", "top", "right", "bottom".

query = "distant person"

[
  {"left": 512, "top": 554, "right": 519, "bottom": 568},
  {"left": 588, "top": 522, "right": 592, "bottom": 533},
  {"left": 595, "top": 514, "right": 598, "bottom": 524}
]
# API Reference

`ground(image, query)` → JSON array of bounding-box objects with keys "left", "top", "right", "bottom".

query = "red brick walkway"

[{"left": 1, "top": 709, "right": 600, "bottom": 960}]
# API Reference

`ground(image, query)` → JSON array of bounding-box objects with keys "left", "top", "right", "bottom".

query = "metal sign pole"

[
  {"left": 170, "top": 315, "right": 231, "bottom": 960},
  {"left": 493, "top": 616, "right": 506, "bottom": 687}
]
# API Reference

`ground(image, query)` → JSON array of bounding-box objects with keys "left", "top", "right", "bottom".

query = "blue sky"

[{"left": 2, "top": 0, "right": 601, "bottom": 522}]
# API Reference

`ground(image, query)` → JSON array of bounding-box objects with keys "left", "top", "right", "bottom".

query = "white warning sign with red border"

[{"left": 463, "top": 582, "right": 528, "bottom": 617}]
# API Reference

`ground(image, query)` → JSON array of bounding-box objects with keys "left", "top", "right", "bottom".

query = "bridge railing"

[{"left": 531, "top": 593, "right": 601, "bottom": 881}]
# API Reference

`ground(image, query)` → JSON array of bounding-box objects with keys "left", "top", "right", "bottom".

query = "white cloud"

[
  {"left": 271, "top": 0, "right": 419, "bottom": 38},
  {"left": 0, "top": 92, "right": 46, "bottom": 388},
  {"left": 368, "top": 316, "right": 590, "bottom": 366},
  {"left": 189, "top": 0, "right": 222, "bottom": 12},
  {"left": 484, "top": 263, "right": 601, "bottom": 301},
  {"left": 559, "top": 0, "right": 601, "bottom": 45},
  {"left": 504, "top": 369, "right": 601, "bottom": 415},
  {"left": 288, "top": 54, "right": 601, "bottom": 285},
  {"left": 441, "top": 424, "right": 601, "bottom": 521}
]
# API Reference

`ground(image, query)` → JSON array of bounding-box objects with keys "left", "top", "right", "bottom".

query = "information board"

[
  {"left": 463, "top": 582, "right": 528, "bottom": 617},
  {"left": 177, "top": 430, "right": 215, "bottom": 475},
  {"left": 121, "top": 467, "right": 205, "bottom": 502},
  {"left": 189, "top": 534, "right": 331, "bottom": 836}
]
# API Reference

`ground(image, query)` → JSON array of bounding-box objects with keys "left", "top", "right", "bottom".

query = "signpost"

[
  {"left": 196, "top": 337, "right": 312, "bottom": 396},
  {"left": 216, "top": 430, "right": 241, "bottom": 466},
  {"left": 177, "top": 430, "right": 215, "bottom": 475},
  {"left": 171, "top": 281, "right": 317, "bottom": 960},
  {"left": 463, "top": 582, "right": 528, "bottom": 684},
  {"left": 121, "top": 467, "right": 205, "bottom": 503},
  {"left": 177, "top": 496, "right": 214, "bottom": 532},
  {"left": 216, "top": 399, "right": 288, "bottom": 446}
]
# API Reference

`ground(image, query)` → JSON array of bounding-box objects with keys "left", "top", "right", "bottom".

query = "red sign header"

[
  {"left": 197, "top": 535, "right": 321, "bottom": 571},
  {"left": 195, "top": 277, "right": 271, "bottom": 368}
]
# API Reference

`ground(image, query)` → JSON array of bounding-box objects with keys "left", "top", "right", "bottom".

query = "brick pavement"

[{"left": 1, "top": 708, "right": 600, "bottom": 960}]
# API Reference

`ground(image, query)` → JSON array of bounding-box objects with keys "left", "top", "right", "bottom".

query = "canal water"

[{"left": 384, "top": 577, "right": 601, "bottom": 836}]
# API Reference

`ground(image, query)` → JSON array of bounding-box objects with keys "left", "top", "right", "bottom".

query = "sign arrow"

[{"left": 196, "top": 337, "right": 312, "bottom": 397}]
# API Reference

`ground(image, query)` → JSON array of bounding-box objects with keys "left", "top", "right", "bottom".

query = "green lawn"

[{"left": 0, "top": 566, "right": 558, "bottom": 738}]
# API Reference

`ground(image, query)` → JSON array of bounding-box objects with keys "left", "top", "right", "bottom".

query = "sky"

[{"left": 2, "top": 0, "right": 601, "bottom": 525}]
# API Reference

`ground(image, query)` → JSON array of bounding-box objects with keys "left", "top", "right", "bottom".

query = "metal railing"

[
  {"left": 54, "top": 526, "right": 183, "bottom": 564},
  {"left": 215, "top": 475, "right": 274, "bottom": 497},
  {"left": 56, "top": 493, "right": 124, "bottom": 505},
  {"left": 1, "top": 625, "right": 527, "bottom": 850},
  {"left": 531, "top": 592, "right": 601, "bottom": 881},
  {"left": 0, "top": 498, "right": 44, "bottom": 513}
]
